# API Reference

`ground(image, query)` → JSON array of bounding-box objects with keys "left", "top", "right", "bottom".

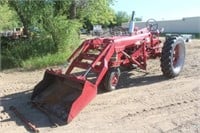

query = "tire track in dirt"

[
  {"left": 111, "top": 92, "right": 200, "bottom": 132},
  {"left": 166, "top": 117, "right": 200, "bottom": 133}
]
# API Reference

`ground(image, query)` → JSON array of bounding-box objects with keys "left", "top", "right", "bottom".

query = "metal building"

[{"left": 122, "top": 17, "right": 200, "bottom": 34}]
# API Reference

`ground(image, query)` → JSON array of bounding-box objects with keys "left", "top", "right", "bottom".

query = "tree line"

[{"left": 0, "top": 0, "right": 140, "bottom": 70}]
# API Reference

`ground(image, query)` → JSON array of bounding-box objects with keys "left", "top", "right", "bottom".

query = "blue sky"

[{"left": 111, "top": 0, "right": 200, "bottom": 21}]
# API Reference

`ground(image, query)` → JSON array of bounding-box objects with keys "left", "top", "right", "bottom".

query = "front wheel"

[
  {"left": 161, "top": 36, "right": 185, "bottom": 78},
  {"left": 104, "top": 68, "right": 121, "bottom": 91}
]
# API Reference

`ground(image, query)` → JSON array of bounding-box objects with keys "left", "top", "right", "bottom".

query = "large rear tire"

[
  {"left": 104, "top": 68, "right": 121, "bottom": 91},
  {"left": 161, "top": 36, "right": 185, "bottom": 78}
]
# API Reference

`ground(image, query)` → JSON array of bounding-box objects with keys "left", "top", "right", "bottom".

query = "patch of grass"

[
  {"left": 1, "top": 33, "right": 80, "bottom": 70},
  {"left": 1, "top": 36, "right": 56, "bottom": 69},
  {"left": 22, "top": 52, "right": 70, "bottom": 70}
]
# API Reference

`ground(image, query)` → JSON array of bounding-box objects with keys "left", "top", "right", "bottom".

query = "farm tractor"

[{"left": 31, "top": 12, "right": 185, "bottom": 125}]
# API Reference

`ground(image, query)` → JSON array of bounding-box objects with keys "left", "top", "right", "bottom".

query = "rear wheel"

[
  {"left": 161, "top": 37, "right": 185, "bottom": 78},
  {"left": 104, "top": 68, "right": 120, "bottom": 91}
]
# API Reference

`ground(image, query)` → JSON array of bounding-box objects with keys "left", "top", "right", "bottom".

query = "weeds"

[{"left": 1, "top": 33, "right": 80, "bottom": 70}]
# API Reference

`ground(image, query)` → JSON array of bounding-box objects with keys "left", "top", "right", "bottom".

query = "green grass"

[
  {"left": 1, "top": 37, "right": 56, "bottom": 69},
  {"left": 21, "top": 52, "right": 70, "bottom": 70},
  {"left": 1, "top": 35, "right": 80, "bottom": 70}
]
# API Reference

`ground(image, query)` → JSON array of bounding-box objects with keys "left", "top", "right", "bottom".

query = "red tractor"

[{"left": 31, "top": 12, "right": 185, "bottom": 125}]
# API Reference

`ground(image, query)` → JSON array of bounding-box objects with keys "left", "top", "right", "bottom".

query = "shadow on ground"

[
  {"left": 98, "top": 71, "right": 167, "bottom": 93},
  {"left": 118, "top": 71, "right": 167, "bottom": 88},
  {"left": 0, "top": 90, "right": 53, "bottom": 132}
]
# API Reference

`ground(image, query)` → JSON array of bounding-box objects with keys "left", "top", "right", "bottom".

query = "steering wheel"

[{"left": 146, "top": 19, "right": 158, "bottom": 31}]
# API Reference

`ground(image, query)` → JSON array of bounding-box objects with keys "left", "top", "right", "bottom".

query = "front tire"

[
  {"left": 104, "top": 68, "right": 120, "bottom": 91},
  {"left": 161, "top": 36, "right": 185, "bottom": 78}
]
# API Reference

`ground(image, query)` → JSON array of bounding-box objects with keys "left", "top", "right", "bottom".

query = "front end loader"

[{"left": 31, "top": 11, "right": 185, "bottom": 125}]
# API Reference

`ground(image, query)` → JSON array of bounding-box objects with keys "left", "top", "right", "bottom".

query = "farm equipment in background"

[
  {"left": 13, "top": 27, "right": 24, "bottom": 39},
  {"left": 0, "top": 27, "right": 24, "bottom": 40},
  {"left": 31, "top": 11, "right": 185, "bottom": 125}
]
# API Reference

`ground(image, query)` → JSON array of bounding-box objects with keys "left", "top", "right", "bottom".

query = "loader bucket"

[{"left": 31, "top": 70, "right": 97, "bottom": 124}]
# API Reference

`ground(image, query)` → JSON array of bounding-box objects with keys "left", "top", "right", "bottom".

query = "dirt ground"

[{"left": 0, "top": 39, "right": 200, "bottom": 133}]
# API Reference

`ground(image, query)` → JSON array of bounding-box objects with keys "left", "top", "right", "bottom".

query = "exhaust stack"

[{"left": 129, "top": 11, "right": 135, "bottom": 35}]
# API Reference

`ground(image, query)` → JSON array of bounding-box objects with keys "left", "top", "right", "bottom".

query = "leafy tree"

[
  {"left": 114, "top": 11, "right": 130, "bottom": 26},
  {"left": 5, "top": 0, "right": 38, "bottom": 36},
  {"left": 52, "top": 0, "right": 115, "bottom": 28},
  {"left": 35, "top": 1, "right": 82, "bottom": 52},
  {"left": 135, "top": 17, "right": 142, "bottom": 22},
  {"left": 78, "top": 0, "right": 115, "bottom": 25},
  {"left": 0, "top": 4, "right": 19, "bottom": 30},
  {"left": 46, "top": 0, "right": 115, "bottom": 24}
]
